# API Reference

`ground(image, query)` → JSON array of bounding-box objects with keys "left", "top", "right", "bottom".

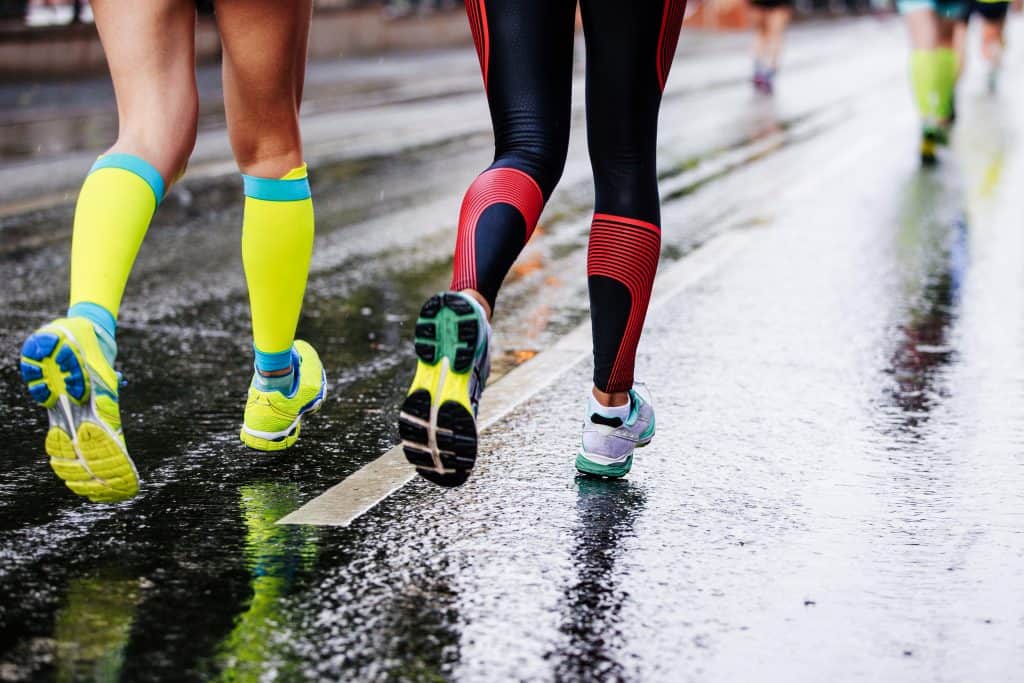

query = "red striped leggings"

[{"left": 452, "top": 0, "right": 686, "bottom": 392}]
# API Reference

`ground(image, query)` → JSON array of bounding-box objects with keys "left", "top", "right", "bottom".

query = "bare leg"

[
  {"left": 764, "top": 6, "right": 792, "bottom": 71},
  {"left": 214, "top": 0, "right": 319, "bottom": 417},
  {"left": 215, "top": 0, "right": 313, "bottom": 177},
  {"left": 905, "top": 8, "right": 957, "bottom": 50},
  {"left": 980, "top": 18, "right": 1006, "bottom": 63},
  {"left": 906, "top": 8, "right": 937, "bottom": 48},
  {"left": 750, "top": 5, "right": 768, "bottom": 66},
  {"left": 935, "top": 15, "right": 956, "bottom": 48},
  {"left": 92, "top": 0, "right": 198, "bottom": 185}
]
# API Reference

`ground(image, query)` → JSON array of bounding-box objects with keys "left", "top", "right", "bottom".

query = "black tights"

[{"left": 452, "top": 0, "right": 685, "bottom": 392}]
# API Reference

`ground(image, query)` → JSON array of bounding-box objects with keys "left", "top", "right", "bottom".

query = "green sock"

[
  {"left": 910, "top": 49, "right": 939, "bottom": 121},
  {"left": 933, "top": 47, "right": 957, "bottom": 120}
]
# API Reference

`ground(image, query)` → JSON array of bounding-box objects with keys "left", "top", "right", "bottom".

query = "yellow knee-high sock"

[
  {"left": 910, "top": 49, "right": 939, "bottom": 121},
  {"left": 241, "top": 164, "right": 314, "bottom": 377},
  {"left": 933, "top": 47, "right": 957, "bottom": 120},
  {"left": 68, "top": 154, "right": 164, "bottom": 359}
]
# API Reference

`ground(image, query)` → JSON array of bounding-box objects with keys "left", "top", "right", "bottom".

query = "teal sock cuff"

[
  {"left": 90, "top": 153, "right": 165, "bottom": 205},
  {"left": 242, "top": 174, "right": 311, "bottom": 202},
  {"left": 68, "top": 301, "right": 116, "bottom": 339},
  {"left": 254, "top": 346, "right": 294, "bottom": 373}
]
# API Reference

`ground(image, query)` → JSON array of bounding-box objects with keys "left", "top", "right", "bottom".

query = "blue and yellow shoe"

[
  {"left": 19, "top": 317, "right": 139, "bottom": 503},
  {"left": 240, "top": 340, "right": 326, "bottom": 452},
  {"left": 399, "top": 292, "right": 490, "bottom": 487}
]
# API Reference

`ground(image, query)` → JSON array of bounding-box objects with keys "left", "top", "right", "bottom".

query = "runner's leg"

[
  {"left": 20, "top": 0, "right": 197, "bottom": 502},
  {"left": 401, "top": 0, "right": 577, "bottom": 485},
  {"left": 451, "top": 0, "right": 578, "bottom": 317},
  {"left": 580, "top": 0, "right": 684, "bottom": 402},
  {"left": 70, "top": 0, "right": 198, "bottom": 345},
  {"left": 217, "top": 0, "right": 326, "bottom": 451},
  {"left": 765, "top": 5, "right": 793, "bottom": 72},
  {"left": 574, "top": 0, "right": 684, "bottom": 478}
]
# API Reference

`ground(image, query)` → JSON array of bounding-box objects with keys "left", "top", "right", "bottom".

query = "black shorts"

[
  {"left": 974, "top": 0, "right": 1010, "bottom": 20},
  {"left": 750, "top": 0, "right": 794, "bottom": 8}
]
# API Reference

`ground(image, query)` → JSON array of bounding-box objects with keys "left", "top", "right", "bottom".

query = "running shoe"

[
  {"left": 575, "top": 384, "right": 656, "bottom": 478},
  {"left": 920, "top": 123, "right": 948, "bottom": 166},
  {"left": 240, "top": 340, "right": 326, "bottom": 451},
  {"left": 399, "top": 292, "right": 490, "bottom": 487},
  {"left": 754, "top": 69, "right": 774, "bottom": 95},
  {"left": 20, "top": 317, "right": 138, "bottom": 503}
]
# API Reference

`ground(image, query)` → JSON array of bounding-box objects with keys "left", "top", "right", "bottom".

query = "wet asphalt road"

[{"left": 3, "top": 16, "right": 1024, "bottom": 682}]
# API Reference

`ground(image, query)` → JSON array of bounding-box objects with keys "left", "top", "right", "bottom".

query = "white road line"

[{"left": 278, "top": 111, "right": 893, "bottom": 528}]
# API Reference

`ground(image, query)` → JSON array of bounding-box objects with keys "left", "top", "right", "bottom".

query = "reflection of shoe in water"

[
  {"left": 240, "top": 341, "right": 326, "bottom": 452},
  {"left": 20, "top": 317, "right": 139, "bottom": 503},
  {"left": 399, "top": 292, "right": 490, "bottom": 488},
  {"left": 575, "top": 384, "right": 655, "bottom": 479}
]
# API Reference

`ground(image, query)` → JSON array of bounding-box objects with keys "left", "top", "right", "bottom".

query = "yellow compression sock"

[
  {"left": 241, "top": 164, "right": 315, "bottom": 376},
  {"left": 68, "top": 154, "right": 165, "bottom": 355},
  {"left": 910, "top": 49, "right": 939, "bottom": 121},
  {"left": 933, "top": 47, "right": 957, "bottom": 120}
]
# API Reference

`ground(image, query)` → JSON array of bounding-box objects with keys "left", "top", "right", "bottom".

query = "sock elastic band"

[
  {"left": 90, "top": 153, "right": 165, "bottom": 205},
  {"left": 254, "top": 345, "right": 294, "bottom": 374},
  {"left": 67, "top": 301, "right": 116, "bottom": 339},
  {"left": 242, "top": 170, "right": 311, "bottom": 202}
]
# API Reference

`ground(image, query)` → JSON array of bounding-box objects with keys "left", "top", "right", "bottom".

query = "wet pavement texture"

[{"left": 3, "top": 16, "right": 1024, "bottom": 682}]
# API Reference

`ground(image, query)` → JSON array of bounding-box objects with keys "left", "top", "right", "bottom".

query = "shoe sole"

[
  {"left": 399, "top": 293, "right": 480, "bottom": 487},
  {"left": 575, "top": 426, "right": 654, "bottom": 479},
  {"left": 20, "top": 325, "right": 139, "bottom": 503},
  {"left": 239, "top": 367, "right": 327, "bottom": 452}
]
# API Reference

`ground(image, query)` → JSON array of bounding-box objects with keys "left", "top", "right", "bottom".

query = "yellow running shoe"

[
  {"left": 19, "top": 317, "right": 139, "bottom": 503},
  {"left": 240, "top": 340, "right": 326, "bottom": 452},
  {"left": 398, "top": 292, "right": 491, "bottom": 487}
]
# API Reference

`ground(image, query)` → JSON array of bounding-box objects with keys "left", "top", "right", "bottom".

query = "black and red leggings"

[{"left": 452, "top": 0, "right": 685, "bottom": 393}]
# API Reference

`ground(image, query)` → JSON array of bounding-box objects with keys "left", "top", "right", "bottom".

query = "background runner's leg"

[
  {"left": 765, "top": 5, "right": 793, "bottom": 71},
  {"left": 580, "top": 0, "right": 684, "bottom": 401},
  {"left": 905, "top": 9, "right": 957, "bottom": 123},
  {"left": 450, "top": 0, "right": 577, "bottom": 317}
]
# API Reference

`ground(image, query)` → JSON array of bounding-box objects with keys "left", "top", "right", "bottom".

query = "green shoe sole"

[{"left": 575, "top": 453, "right": 633, "bottom": 478}]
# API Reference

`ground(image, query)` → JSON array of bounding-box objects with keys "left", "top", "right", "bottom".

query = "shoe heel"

[
  {"left": 20, "top": 329, "right": 89, "bottom": 408},
  {"left": 400, "top": 293, "right": 482, "bottom": 487},
  {"left": 413, "top": 293, "right": 480, "bottom": 373}
]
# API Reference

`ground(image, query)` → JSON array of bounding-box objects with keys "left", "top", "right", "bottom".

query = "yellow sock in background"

[
  {"left": 241, "top": 164, "right": 315, "bottom": 376},
  {"left": 933, "top": 47, "right": 957, "bottom": 120},
  {"left": 910, "top": 49, "right": 939, "bottom": 121}
]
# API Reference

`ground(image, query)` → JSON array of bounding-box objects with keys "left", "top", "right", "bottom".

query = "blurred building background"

[{"left": 0, "top": 0, "right": 889, "bottom": 80}]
